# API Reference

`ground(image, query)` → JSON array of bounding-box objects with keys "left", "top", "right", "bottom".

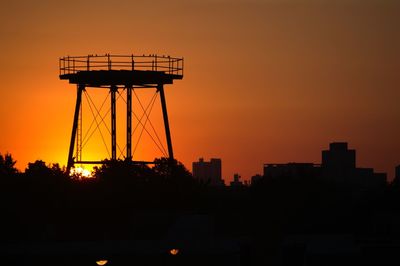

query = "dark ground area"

[{"left": 1, "top": 156, "right": 400, "bottom": 265}]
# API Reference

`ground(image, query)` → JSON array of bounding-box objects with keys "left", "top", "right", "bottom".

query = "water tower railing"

[{"left": 59, "top": 54, "right": 184, "bottom": 77}]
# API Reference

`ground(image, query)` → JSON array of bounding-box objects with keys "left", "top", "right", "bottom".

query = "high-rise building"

[
  {"left": 322, "top": 142, "right": 356, "bottom": 172},
  {"left": 192, "top": 158, "right": 224, "bottom": 186},
  {"left": 321, "top": 142, "right": 386, "bottom": 188},
  {"left": 396, "top": 165, "right": 400, "bottom": 180}
]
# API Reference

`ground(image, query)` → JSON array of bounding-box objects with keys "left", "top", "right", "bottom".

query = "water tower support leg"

[
  {"left": 111, "top": 85, "right": 117, "bottom": 160},
  {"left": 67, "top": 84, "right": 84, "bottom": 173},
  {"left": 126, "top": 86, "right": 132, "bottom": 160},
  {"left": 158, "top": 84, "right": 174, "bottom": 160}
]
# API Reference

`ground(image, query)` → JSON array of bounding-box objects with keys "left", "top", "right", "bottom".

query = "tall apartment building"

[{"left": 192, "top": 158, "right": 224, "bottom": 186}]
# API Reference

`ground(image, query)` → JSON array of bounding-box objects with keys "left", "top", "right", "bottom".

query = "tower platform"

[{"left": 59, "top": 54, "right": 183, "bottom": 87}]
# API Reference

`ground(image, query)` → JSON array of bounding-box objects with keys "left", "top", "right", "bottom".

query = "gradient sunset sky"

[{"left": 0, "top": 0, "right": 399, "bottom": 182}]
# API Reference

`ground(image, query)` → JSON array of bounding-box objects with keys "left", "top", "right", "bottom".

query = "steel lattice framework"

[{"left": 59, "top": 54, "right": 183, "bottom": 173}]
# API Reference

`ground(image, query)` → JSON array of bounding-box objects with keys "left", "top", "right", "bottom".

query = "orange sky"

[{"left": 0, "top": 0, "right": 399, "bottom": 182}]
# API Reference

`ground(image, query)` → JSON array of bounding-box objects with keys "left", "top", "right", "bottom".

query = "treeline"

[
  {"left": 0, "top": 154, "right": 205, "bottom": 241},
  {"left": 1, "top": 152, "right": 400, "bottom": 246}
]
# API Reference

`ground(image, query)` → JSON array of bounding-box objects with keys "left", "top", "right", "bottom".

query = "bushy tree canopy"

[{"left": 0, "top": 153, "right": 18, "bottom": 176}]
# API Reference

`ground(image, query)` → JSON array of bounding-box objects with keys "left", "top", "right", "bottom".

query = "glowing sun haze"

[{"left": 0, "top": 0, "right": 399, "bottom": 182}]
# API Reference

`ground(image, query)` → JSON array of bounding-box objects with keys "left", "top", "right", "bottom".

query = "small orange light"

[
  {"left": 169, "top": 248, "right": 179, "bottom": 255},
  {"left": 96, "top": 260, "right": 108, "bottom": 265}
]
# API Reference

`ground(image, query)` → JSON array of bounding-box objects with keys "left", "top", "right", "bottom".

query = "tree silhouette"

[
  {"left": 50, "top": 163, "right": 66, "bottom": 177},
  {"left": 153, "top": 157, "right": 193, "bottom": 182},
  {"left": 25, "top": 160, "right": 53, "bottom": 177},
  {"left": 24, "top": 160, "right": 68, "bottom": 187},
  {"left": 94, "top": 159, "right": 154, "bottom": 183},
  {"left": 0, "top": 152, "right": 18, "bottom": 176}
]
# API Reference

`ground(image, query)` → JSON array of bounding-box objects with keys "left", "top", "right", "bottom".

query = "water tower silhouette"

[{"left": 59, "top": 54, "right": 183, "bottom": 173}]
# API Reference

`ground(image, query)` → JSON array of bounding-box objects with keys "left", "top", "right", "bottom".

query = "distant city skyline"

[
  {"left": 196, "top": 142, "right": 390, "bottom": 185},
  {"left": 262, "top": 142, "right": 386, "bottom": 189}
]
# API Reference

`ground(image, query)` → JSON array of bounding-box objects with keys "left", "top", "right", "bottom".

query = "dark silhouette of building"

[
  {"left": 230, "top": 173, "right": 244, "bottom": 187},
  {"left": 250, "top": 174, "right": 262, "bottom": 185},
  {"left": 192, "top": 158, "right": 224, "bottom": 186},
  {"left": 264, "top": 163, "right": 320, "bottom": 179},
  {"left": 263, "top": 142, "right": 386, "bottom": 189},
  {"left": 321, "top": 142, "right": 386, "bottom": 189},
  {"left": 396, "top": 165, "right": 400, "bottom": 180},
  {"left": 322, "top": 142, "right": 355, "bottom": 173}
]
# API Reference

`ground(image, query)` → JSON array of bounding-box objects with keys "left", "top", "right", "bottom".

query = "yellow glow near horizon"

[{"left": 70, "top": 166, "right": 93, "bottom": 178}]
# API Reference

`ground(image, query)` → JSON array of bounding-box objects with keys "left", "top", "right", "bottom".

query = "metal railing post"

[{"left": 67, "top": 56, "right": 70, "bottom": 74}]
